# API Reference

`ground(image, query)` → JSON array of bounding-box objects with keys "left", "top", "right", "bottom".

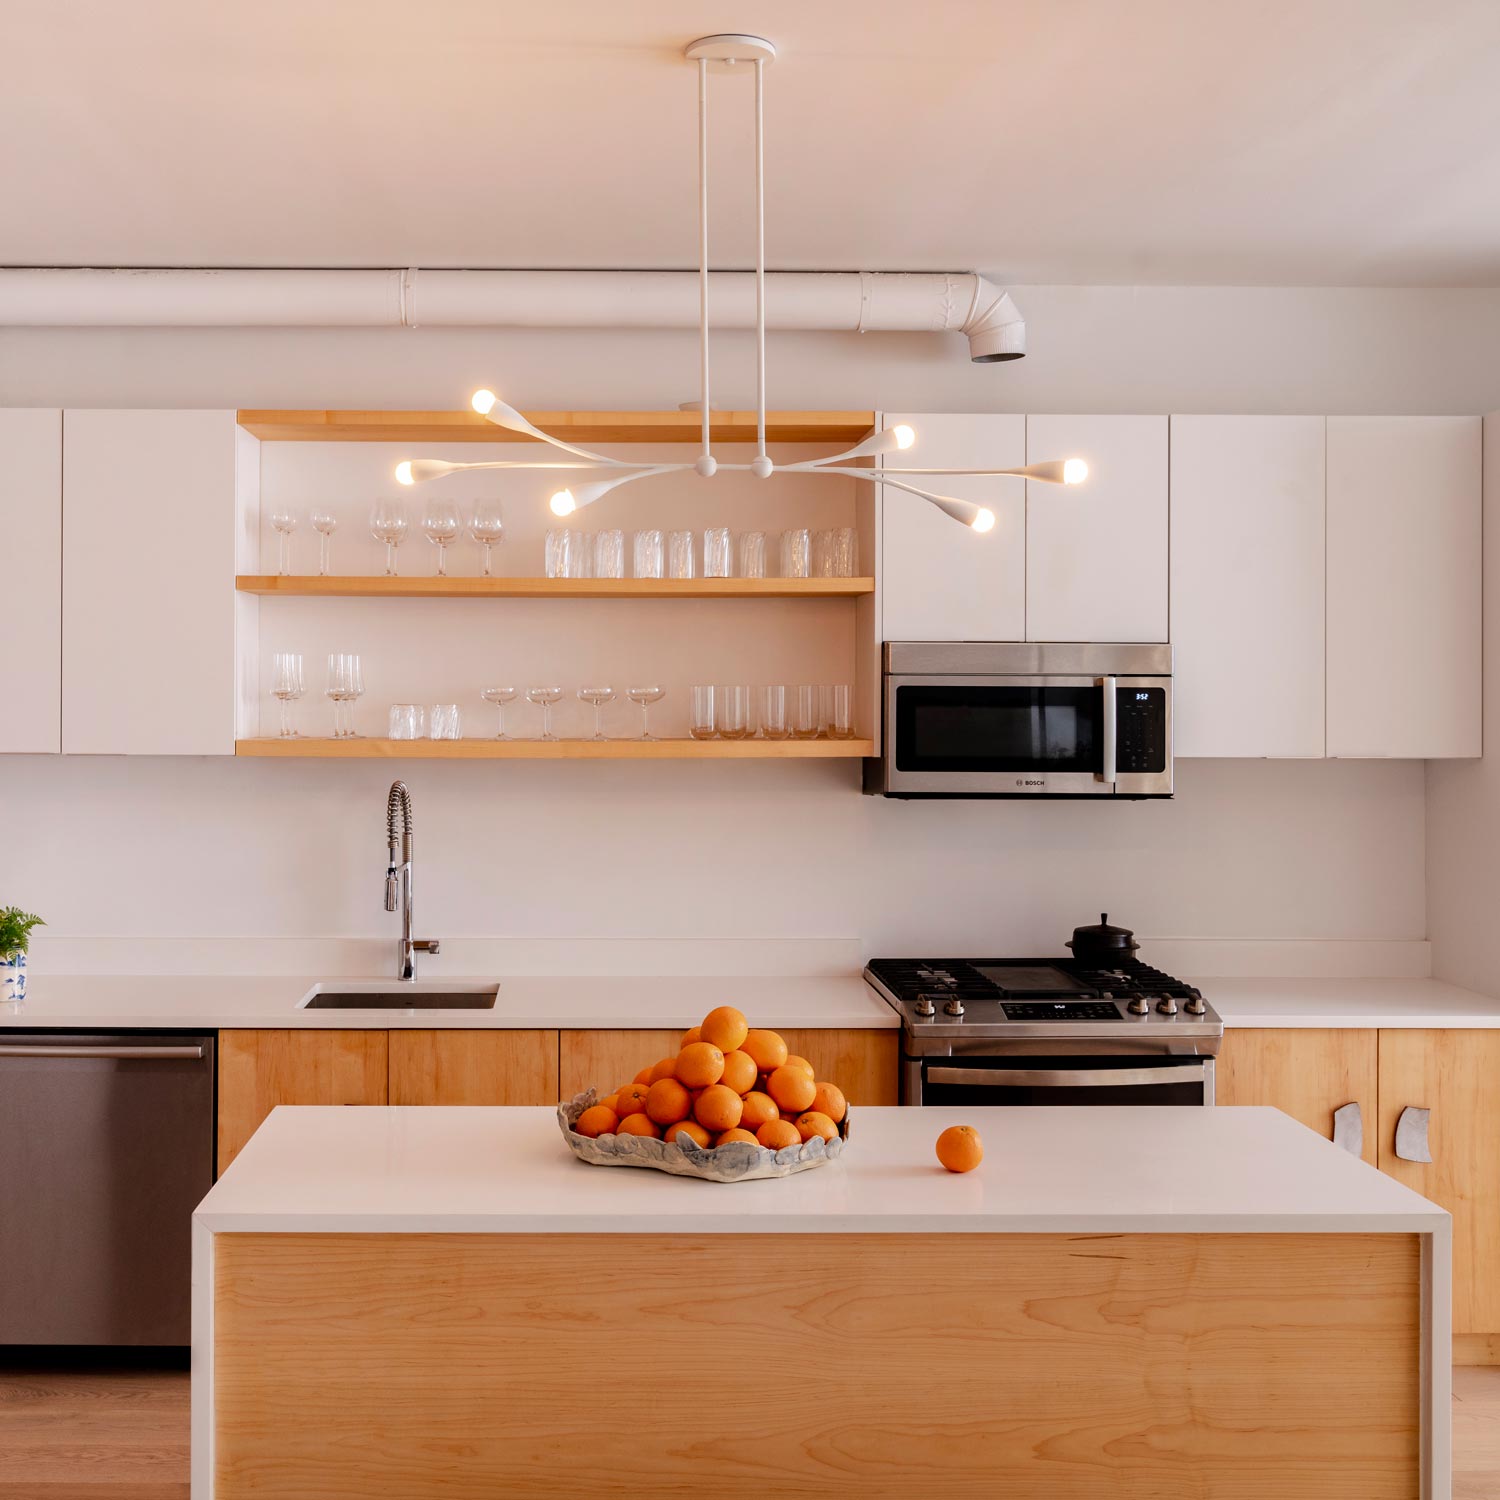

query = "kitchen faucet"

[{"left": 384, "top": 780, "right": 440, "bottom": 980}]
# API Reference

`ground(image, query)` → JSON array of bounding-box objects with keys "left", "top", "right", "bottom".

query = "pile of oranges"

[{"left": 571, "top": 1006, "right": 847, "bottom": 1152}]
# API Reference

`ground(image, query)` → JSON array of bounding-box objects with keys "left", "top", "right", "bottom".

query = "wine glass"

[
  {"left": 370, "top": 499, "right": 409, "bottom": 576},
  {"left": 310, "top": 508, "right": 338, "bottom": 576},
  {"left": 469, "top": 502, "right": 506, "bottom": 578},
  {"left": 423, "top": 500, "right": 463, "bottom": 577},
  {"left": 481, "top": 685, "right": 518, "bottom": 739},
  {"left": 577, "top": 686, "right": 616, "bottom": 741},
  {"left": 269, "top": 506, "right": 298, "bottom": 576},
  {"left": 326, "top": 653, "right": 364, "bottom": 738},
  {"left": 526, "top": 686, "right": 563, "bottom": 741},
  {"left": 626, "top": 685, "right": 665, "bottom": 740},
  {"left": 271, "top": 652, "right": 305, "bottom": 738}
]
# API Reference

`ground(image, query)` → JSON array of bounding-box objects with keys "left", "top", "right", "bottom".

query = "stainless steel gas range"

[{"left": 863, "top": 955, "right": 1224, "bottom": 1107}]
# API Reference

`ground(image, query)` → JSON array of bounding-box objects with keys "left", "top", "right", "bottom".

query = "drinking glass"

[
  {"left": 824, "top": 683, "right": 855, "bottom": 739},
  {"left": 430, "top": 704, "right": 462, "bottom": 740},
  {"left": 480, "top": 685, "right": 517, "bottom": 739},
  {"left": 688, "top": 685, "right": 716, "bottom": 740},
  {"left": 269, "top": 506, "right": 298, "bottom": 576},
  {"left": 545, "top": 528, "right": 564, "bottom": 578},
  {"left": 737, "top": 531, "right": 767, "bottom": 579},
  {"left": 667, "top": 530, "right": 697, "bottom": 579},
  {"left": 370, "top": 499, "right": 409, "bottom": 576},
  {"left": 716, "top": 684, "right": 751, "bottom": 739},
  {"left": 389, "top": 704, "right": 425, "bottom": 739},
  {"left": 829, "top": 527, "right": 857, "bottom": 577},
  {"left": 626, "top": 685, "right": 665, "bottom": 740},
  {"left": 310, "top": 508, "right": 337, "bottom": 576},
  {"left": 422, "top": 500, "right": 463, "bottom": 577},
  {"left": 759, "top": 685, "right": 789, "bottom": 740},
  {"left": 326, "top": 652, "right": 364, "bottom": 738},
  {"left": 791, "top": 684, "right": 820, "bottom": 739},
  {"left": 526, "top": 686, "right": 563, "bottom": 740},
  {"left": 547, "top": 529, "right": 590, "bottom": 579},
  {"left": 469, "top": 502, "right": 506, "bottom": 578},
  {"left": 704, "top": 527, "right": 732, "bottom": 578},
  {"left": 594, "top": 530, "right": 625, "bottom": 580},
  {"left": 812, "top": 530, "right": 833, "bottom": 578},
  {"left": 271, "top": 652, "right": 304, "bottom": 738},
  {"left": 780, "top": 528, "right": 811, "bottom": 579},
  {"left": 633, "top": 530, "right": 664, "bottom": 579},
  {"left": 578, "top": 685, "right": 616, "bottom": 740}
]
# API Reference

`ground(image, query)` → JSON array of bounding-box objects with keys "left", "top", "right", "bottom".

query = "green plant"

[{"left": 0, "top": 908, "right": 44, "bottom": 959}]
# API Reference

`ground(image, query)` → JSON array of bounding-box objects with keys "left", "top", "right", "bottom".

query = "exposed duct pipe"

[{"left": 0, "top": 268, "right": 1025, "bottom": 364}]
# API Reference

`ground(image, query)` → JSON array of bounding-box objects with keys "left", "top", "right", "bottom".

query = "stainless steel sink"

[{"left": 298, "top": 982, "right": 500, "bottom": 1011}]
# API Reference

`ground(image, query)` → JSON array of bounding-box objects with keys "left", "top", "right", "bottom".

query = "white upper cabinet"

[
  {"left": 1326, "top": 416, "right": 1481, "bottom": 759},
  {"left": 63, "top": 410, "right": 240, "bottom": 755},
  {"left": 1170, "top": 417, "right": 1327, "bottom": 758},
  {"left": 1024, "top": 415, "right": 1167, "bottom": 643},
  {"left": 0, "top": 409, "right": 63, "bottom": 753},
  {"left": 879, "top": 413, "right": 1026, "bottom": 641}
]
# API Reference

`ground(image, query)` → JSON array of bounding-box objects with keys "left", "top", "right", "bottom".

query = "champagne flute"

[
  {"left": 577, "top": 685, "right": 616, "bottom": 741},
  {"left": 423, "top": 500, "right": 463, "bottom": 577},
  {"left": 526, "top": 686, "right": 563, "bottom": 741},
  {"left": 325, "top": 652, "right": 363, "bottom": 738},
  {"left": 310, "top": 508, "right": 338, "bottom": 576},
  {"left": 626, "top": 685, "right": 665, "bottom": 741},
  {"left": 269, "top": 506, "right": 298, "bottom": 576},
  {"left": 481, "top": 685, "right": 518, "bottom": 739},
  {"left": 370, "top": 499, "right": 408, "bottom": 576},
  {"left": 271, "top": 652, "right": 304, "bottom": 738},
  {"left": 469, "top": 502, "right": 506, "bottom": 578}
]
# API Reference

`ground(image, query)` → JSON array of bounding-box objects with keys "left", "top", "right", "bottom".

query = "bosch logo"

[{"left": 1016, "top": 778, "right": 1046, "bottom": 787}]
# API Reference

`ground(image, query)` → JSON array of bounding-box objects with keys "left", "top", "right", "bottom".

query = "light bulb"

[
  {"left": 395, "top": 461, "right": 414, "bottom": 486},
  {"left": 893, "top": 423, "right": 915, "bottom": 450},
  {"left": 549, "top": 489, "right": 577, "bottom": 516},
  {"left": 971, "top": 507, "right": 996, "bottom": 532},
  {"left": 471, "top": 389, "right": 497, "bottom": 416},
  {"left": 1063, "top": 458, "right": 1089, "bottom": 484},
  {"left": 928, "top": 495, "right": 991, "bottom": 530}
]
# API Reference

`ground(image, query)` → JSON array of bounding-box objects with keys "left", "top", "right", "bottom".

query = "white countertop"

[
  {"left": 194, "top": 1103, "right": 1445, "bottom": 1235},
  {"left": 1197, "top": 975, "right": 1500, "bottom": 1028}
]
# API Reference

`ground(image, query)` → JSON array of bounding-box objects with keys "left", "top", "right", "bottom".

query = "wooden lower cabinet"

[
  {"left": 388, "top": 1030, "right": 559, "bottom": 1105},
  {"left": 1216, "top": 1028, "right": 1378, "bottom": 1165},
  {"left": 218, "top": 1030, "right": 388, "bottom": 1173}
]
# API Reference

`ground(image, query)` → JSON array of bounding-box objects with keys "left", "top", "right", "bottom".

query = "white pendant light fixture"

[{"left": 394, "top": 34, "right": 1089, "bottom": 531}]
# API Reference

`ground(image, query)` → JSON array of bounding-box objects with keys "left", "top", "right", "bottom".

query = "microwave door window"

[{"left": 896, "top": 687, "right": 1101, "bottom": 772}]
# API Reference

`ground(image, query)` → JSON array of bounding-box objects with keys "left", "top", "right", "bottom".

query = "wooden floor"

[{"left": 2, "top": 1358, "right": 1498, "bottom": 1498}]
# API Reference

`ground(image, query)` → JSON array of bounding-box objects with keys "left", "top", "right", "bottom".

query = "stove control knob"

[
  {"left": 914, "top": 995, "right": 936, "bottom": 1018},
  {"left": 1183, "top": 989, "right": 1207, "bottom": 1016},
  {"left": 1126, "top": 993, "right": 1150, "bottom": 1016},
  {"left": 943, "top": 996, "right": 966, "bottom": 1018},
  {"left": 1156, "top": 995, "right": 1180, "bottom": 1017}
]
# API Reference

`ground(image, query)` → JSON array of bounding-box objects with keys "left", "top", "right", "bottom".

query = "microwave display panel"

[{"left": 896, "top": 686, "right": 1101, "bottom": 772}]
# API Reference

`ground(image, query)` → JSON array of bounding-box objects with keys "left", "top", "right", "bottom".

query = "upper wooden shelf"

[
  {"left": 235, "top": 575, "right": 874, "bottom": 600},
  {"left": 236, "top": 409, "right": 877, "bottom": 445},
  {"left": 235, "top": 737, "right": 874, "bottom": 761}
]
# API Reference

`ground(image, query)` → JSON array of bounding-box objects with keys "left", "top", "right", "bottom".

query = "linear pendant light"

[{"left": 395, "top": 34, "right": 1089, "bottom": 530}]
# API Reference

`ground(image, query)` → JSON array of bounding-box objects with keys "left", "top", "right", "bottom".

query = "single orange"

[
  {"left": 811, "top": 1081, "right": 847, "bottom": 1124},
  {"left": 617, "top": 1113, "right": 661, "bottom": 1139},
  {"left": 794, "top": 1110, "right": 838, "bottom": 1143},
  {"left": 648, "top": 1055, "right": 679, "bottom": 1084},
  {"left": 935, "top": 1125, "right": 983, "bottom": 1173},
  {"left": 720, "top": 1049, "right": 757, "bottom": 1095},
  {"left": 715, "top": 1127, "right": 759, "bottom": 1147},
  {"left": 694, "top": 1083, "right": 744, "bottom": 1133},
  {"left": 767, "top": 1064, "right": 817, "bottom": 1116},
  {"left": 645, "top": 1077, "right": 692, "bottom": 1125},
  {"left": 681, "top": 1025, "right": 702, "bottom": 1046},
  {"left": 633, "top": 1066, "right": 653, "bottom": 1085},
  {"left": 662, "top": 1119, "right": 711, "bottom": 1148},
  {"left": 739, "top": 1090, "right": 780, "bottom": 1131},
  {"left": 700, "top": 1005, "right": 749, "bottom": 1053},
  {"left": 785, "top": 1054, "right": 815, "bottom": 1079},
  {"left": 742, "top": 1029, "right": 789, "bottom": 1073},
  {"left": 616, "top": 1082, "right": 651, "bottom": 1118},
  {"left": 574, "top": 1105, "right": 619, "bottom": 1138},
  {"left": 599, "top": 1092, "right": 620, "bottom": 1114},
  {"left": 756, "top": 1118, "right": 801, "bottom": 1150},
  {"left": 676, "top": 1041, "right": 726, "bottom": 1089}
]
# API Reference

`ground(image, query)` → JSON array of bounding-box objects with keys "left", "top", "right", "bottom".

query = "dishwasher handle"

[{"left": 0, "top": 1044, "right": 206, "bottom": 1060}]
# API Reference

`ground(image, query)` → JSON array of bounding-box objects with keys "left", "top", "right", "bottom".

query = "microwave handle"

[{"left": 1099, "top": 676, "right": 1118, "bottom": 784}]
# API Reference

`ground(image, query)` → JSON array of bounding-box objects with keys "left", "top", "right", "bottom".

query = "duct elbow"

[{"left": 961, "top": 282, "right": 1026, "bottom": 363}]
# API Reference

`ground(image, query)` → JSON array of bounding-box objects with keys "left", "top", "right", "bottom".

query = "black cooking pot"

[{"left": 1066, "top": 913, "right": 1139, "bottom": 963}]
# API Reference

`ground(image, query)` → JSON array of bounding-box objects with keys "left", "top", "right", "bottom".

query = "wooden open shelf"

[
  {"left": 235, "top": 737, "right": 874, "bottom": 760},
  {"left": 236, "top": 410, "right": 876, "bottom": 445},
  {"left": 236, "top": 574, "right": 874, "bottom": 599}
]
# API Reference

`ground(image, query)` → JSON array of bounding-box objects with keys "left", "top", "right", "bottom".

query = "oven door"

[{"left": 917, "top": 1054, "right": 1213, "bottom": 1106}]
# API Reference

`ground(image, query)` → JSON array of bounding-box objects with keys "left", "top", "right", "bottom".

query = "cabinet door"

[
  {"left": 63, "top": 409, "right": 240, "bottom": 754},
  {"left": 880, "top": 414, "right": 1026, "bottom": 642},
  {"left": 218, "top": 1030, "right": 388, "bottom": 1173},
  {"left": 559, "top": 1030, "right": 683, "bottom": 1098},
  {"left": 1170, "top": 417, "right": 1326, "bottom": 757},
  {"left": 1215, "top": 1028, "right": 1377, "bottom": 1165},
  {"left": 0, "top": 409, "right": 62, "bottom": 752},
  {"left": 389, "top": 1030, "right": 559, "bottom": 1106},
  {"left": 1327, "top": 417, "right": 1481, "bottom": 758},
  {"left": 1025, "top": 416, "right": 1167, "bottom": 644},
  {"left": 1378, "top": 1029, "right": 1500, "bottom": 1335}
]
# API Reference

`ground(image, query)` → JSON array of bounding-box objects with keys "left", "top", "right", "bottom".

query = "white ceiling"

[{"left": 6, "top": 0, "right": 1500, "bottom": 284}]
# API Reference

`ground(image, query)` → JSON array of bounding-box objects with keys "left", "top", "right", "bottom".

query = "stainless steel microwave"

[{"left": 866, "top": 642, "right": 1173, "bottom": 798}]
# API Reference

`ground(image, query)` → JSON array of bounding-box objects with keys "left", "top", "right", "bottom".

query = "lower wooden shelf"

[{"left": 234, "top": 737, "right": 874, "bottom": 760}]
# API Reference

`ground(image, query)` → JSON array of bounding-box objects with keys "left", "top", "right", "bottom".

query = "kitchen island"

[{"left": 193, "top": 1104, "right": 1450, "bottom": 1499}]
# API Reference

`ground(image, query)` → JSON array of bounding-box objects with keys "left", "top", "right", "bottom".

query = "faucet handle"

[
  {"left": 413, "top": 939, "right": 441, "bottom": 955},
  {"left": 384, "top": 869, "right": 399, "bottom": 912}
]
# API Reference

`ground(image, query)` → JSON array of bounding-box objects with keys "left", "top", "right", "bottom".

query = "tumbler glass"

[
  {"left": 430, "top": 704, "right": 462, "bottom": 740},
  {"left": 716, "top": 684, "right": 751, "bottom": 739},
  {"left": 668, "top": 530, "right": 697, "bottom": 579},
  {"left": 791, "top": 685, "right": 820, "bottom": 739},
  {"left": 824, "top": 683, "right": 855, "bottom": 739},
  {"left": 389, "top": 704, "right": 425, "bottom": 739},
  {"left": 829, "top": 527, "right": 857, "bottom": 577},
  {"left": 704, "top": 527, "right": 732, "bottom": 579},
  {"left": 688, "top": 685, "right": 716, "bottom": 740},
  {"left": 594, "top": 530, "right": 625, "bottom": 580},
  {"left": 633, "top": 529, "right": 664, "bottom": 579},
  {"left": 780, "top": 528, "right": 811, "bottom": 579},
  {"left": 759, "top": 685, "right": 790, "bottom": 740},
  {"left": 736, "top": 531, "right": 767, "bottom": 579}
]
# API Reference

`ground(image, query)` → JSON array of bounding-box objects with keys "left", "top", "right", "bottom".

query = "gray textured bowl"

[{"left": 558, "top": 1089, "right": 849, "bottom": 1182}]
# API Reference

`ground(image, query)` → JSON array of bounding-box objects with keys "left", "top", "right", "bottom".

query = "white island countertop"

[{"left": 195, "top": 1103, "right": 1446, "bottom": 1236}]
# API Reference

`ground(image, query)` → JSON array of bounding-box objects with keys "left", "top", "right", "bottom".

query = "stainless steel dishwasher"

[{"left": 0, "top": 1032, "right": 215, "bottom": 1345}]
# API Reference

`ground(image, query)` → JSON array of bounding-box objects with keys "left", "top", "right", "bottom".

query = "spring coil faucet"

[{"left": 384, "top": 780, "right": 440, "bottom": 980}]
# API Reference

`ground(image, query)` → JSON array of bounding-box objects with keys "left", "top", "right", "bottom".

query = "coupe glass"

[
  {"left": 578, "top": 685, "right": 616, "bottom": 740},
  {"left": 370, "top": 499, "right": 409, "bottom": 576},
  {"left": 526, "top": 685, "right": 563, "bottom": 740},
  {"left": 469, "top": 502, "right": 505, "bottom": 577},
  {"left": 480, "top": 685, "right": 518, "bottom": 739},
  {"left": 716, "top": 684, "right": 751, "bottom": 739},
  {"left": 626, "top": 685, "right": 665, "bottom": 740},
  {"left": 269, "top": 506, "right": 298, "bottom": 576},
  {"left": 310, "top": 508, "right": 338, "bottom": 576},
  {"left": 270, "top": 652, "right": 304, "bottom": 738},
  {"left": 423, "top": 500, "right": 463, "bottom": 577}
]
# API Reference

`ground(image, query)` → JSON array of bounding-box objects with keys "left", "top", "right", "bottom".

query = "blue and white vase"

[{"left": 1, "top": 950, "right": 25, "bottom": 1004}]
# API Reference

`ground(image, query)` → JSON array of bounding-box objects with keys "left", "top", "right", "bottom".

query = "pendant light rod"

[
  {"left": 754, "top": 56, "right": 767, "bottom": 470},
  {"left": 697, "top": 56, "right": 712, "bottom": 472}
]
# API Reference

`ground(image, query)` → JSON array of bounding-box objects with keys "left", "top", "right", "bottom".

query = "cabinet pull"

[
  {"left": 1332, "top": 1101, "right": 1363, "bottom": 1157},
  {"left": 1395, "top": 1105, "right": 1432, "bottom": 1164}
]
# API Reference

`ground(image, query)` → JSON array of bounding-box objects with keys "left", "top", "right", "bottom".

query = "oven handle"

[
  {"left": 926, "top": 1062, "right": 1208, "bottom": 1089},
  {"left": 1099, "top": 675, "right": 1118, "bottom": 785}
]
